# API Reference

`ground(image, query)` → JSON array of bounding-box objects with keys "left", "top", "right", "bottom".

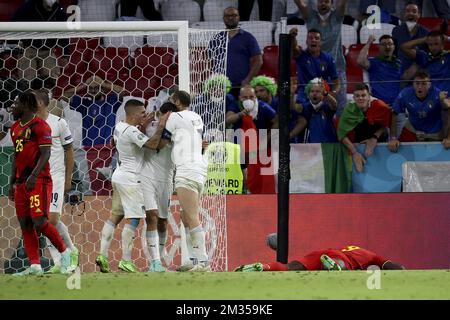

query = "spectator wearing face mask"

[
  {"left": 225, "top": 85, "right": 278, "bottom": 194},
  {"left": 392, "top": 2, "right": 429, "bottom": 72}
]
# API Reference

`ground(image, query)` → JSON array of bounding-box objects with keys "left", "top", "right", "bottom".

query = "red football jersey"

[
  {"left": 340, "top": 245, "right": 389, "bottom": 270},
  {"left": 10, "top": 116, "right": 52, "bottom": 181}
]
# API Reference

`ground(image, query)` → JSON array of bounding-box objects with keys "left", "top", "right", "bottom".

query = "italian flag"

[{"left": 275, "top": 143, "right": 352, "bottom": 193}]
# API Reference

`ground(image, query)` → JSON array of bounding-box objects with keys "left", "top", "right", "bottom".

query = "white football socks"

[
  {"left": 100, "top": 220, "right": 116, "bottom": 257},
  {"left": 158, "top": 230, "right": 167, "bottom": 258},
  {"left": 56, "top": 221, "right": 76, "bottom": 251},
  {"left": 121, "top": 224, "right": 136, "bottom": 261},
  {"left": 146, "top": 230, "right": 160, "bottom": 262},
  {"left": 190, "top": 225, "right": 208, "bottom": 263},
  {"left": 46, "top": 237, "right": 61, "bottom": 266}
]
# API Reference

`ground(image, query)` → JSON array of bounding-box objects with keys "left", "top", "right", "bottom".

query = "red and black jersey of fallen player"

[
  {"left": 340, "top": 245, "right": 390, "bottom": 270},
  {"left": 10, "top": 116, "right": 52, "bottom": 182}
]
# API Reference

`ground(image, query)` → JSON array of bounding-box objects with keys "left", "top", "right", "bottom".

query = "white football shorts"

[
  {"left": 111, "top": 182, "right": 145, "bottom": 219},
  {"left": 174, "top": 176, "right": 204, "bottom": 195},
  {"left": 50, "top": 172, "right": 65, "bottom": 214},
  {"left": 141, "top": 176, "right": 172, "bottom": 219}
]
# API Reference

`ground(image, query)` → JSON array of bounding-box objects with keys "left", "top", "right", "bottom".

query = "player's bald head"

[{"left": 124, "top": 99, "right": 145, "bottom": 116}]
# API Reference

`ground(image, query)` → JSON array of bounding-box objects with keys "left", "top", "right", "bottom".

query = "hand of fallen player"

[{"left": 26, "top": 174, "right": 37, "bottom": 192}]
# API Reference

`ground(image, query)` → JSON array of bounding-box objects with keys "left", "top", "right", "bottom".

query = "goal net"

[{"left": 0, "top": 21, "right": 228, "bottom": 273}]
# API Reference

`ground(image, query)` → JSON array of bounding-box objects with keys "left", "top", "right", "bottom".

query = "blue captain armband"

[{"left": 162, "top": 128, "right": 172, "bottom": 140}]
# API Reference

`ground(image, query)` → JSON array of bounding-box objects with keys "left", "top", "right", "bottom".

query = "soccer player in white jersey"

[
  {"left": 33, "top": 89, "right": 78, "bottom": 273},
  {"left": 162, "top": 90, "right": 209, "bottom": 272},
  {"left": 141, "top": 101, "right": 177, "bottom": 272},
  {"left": 0, "top": 106, "right": 14, "bottom": 144},
  {"left": 95, "top": 99, "right": 170, "bottom": 273}
]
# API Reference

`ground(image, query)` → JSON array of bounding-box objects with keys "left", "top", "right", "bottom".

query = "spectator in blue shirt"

[
  {"left": 388, "top": 70, "right": 450, "bottom": 152},
  {"left": 291, "top": 28, "right": 340, "bottom": 109},
  {"left": 294, "top": 0, "right": 349, "bottom": 116},
  {"left": 401, "top": 31, "right": 450, "bottom": 93},
  {"left": 62, "top": 75, "right": 124, "bottom": 196},
  {"left": 357, "top": 34, "right": 403, "bottom": 106},
  {"left": 211, "top": 7, "right": 263, "bottom": 99},
  {"left": 250, "top": 75, "right": 304, "bottom": 142},
  {"left": 392, "top": 3, "right": 429, "bottom": 72},
  {"left": 298, "top": 79, "right": 338, "bottom": 143}
]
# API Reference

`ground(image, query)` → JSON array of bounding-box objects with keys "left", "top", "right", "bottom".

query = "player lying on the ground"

[{"left": 235, "top": 233, "right": 404, "bottom": 272}]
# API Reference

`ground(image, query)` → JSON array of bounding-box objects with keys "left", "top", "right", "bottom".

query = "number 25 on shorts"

[{"left": 29, "top": 195, "right": 40, "bottom": 209}]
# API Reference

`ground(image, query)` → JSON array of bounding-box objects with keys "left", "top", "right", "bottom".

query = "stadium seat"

[
  {"left": 341, "top": 24, "right": 358, "bottom": 54},
  {"left": 345, "top": 44, "right": 379, "bottom": 93},
  {"left": 87, "top": 47, "right": 130, "bottom": 85},
  {"left": 274, "top": 23, "right": 307, "bottom": 48},
  {"left": 203, "top": 0, "right": 238, "bottom": 22},
  {"left": 125, "top": 77, "right": 160, "bottom": 100},
  {"left": 239, "top": 21, "right": 275, "bottom": 49},
  {"left": 418, "top": 17, "right": 444, "bottom": 31},
  {"left": 258, "top": 45, "right": 296, "bottom": 80},
  {"left": 71, "top": 38, "right": 101, "bottom": 62},
  {"left": 78, "top": 0, "right": 117, "bottom": 21},
  {"left": 359, "top": 24, "right": 396, "bottom": 44},
  {"left": 58, "top": 0, "right": 78, "bottom": 9},
  {"left": 133, "top": 47, "right": 175, "bottom": 78},
  {"left": 343, "top": 14, "right": 359, "bottom": 30},
  {"left": 0, "top": 50, "right": 18, "bottom": 79},
  {"left": 161, "top": 0, "right": 201, "bottom": 24}
]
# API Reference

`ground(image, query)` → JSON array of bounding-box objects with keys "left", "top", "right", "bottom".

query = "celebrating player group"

[{"left": 8, "top": 89, "right": 210, "bottom": 275}]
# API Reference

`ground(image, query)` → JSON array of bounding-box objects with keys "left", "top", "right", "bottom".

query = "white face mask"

[
  {"left": 405, "top": 21, "right": 417, "bottom": 32},
  {"left": 43, "top": 0, "right": 56, "bottom": 7},
  {"left": 242, "top": 99, "right": 255, "bottom": 111}
]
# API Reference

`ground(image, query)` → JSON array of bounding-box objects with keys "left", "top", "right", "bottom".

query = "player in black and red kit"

[
  {"left": 8, "top": 91, "right": 71, "bottom": 276},
  {"left": 235, "top": 233, "right": 404, "bottom": 272}
]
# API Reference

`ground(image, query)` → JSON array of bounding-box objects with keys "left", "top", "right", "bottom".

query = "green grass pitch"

[{"left": 1, "top": 270, "right": 449, "bottom": 299}]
